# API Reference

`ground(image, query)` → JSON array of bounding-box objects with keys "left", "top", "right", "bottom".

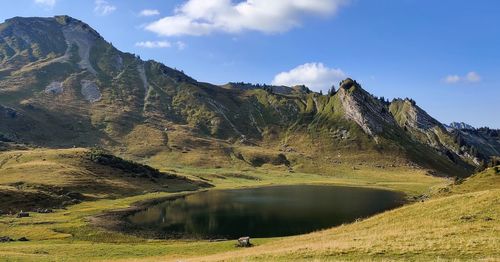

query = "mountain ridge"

[{"left": 1, "top": 16, "right": 499, "bottom": 176}]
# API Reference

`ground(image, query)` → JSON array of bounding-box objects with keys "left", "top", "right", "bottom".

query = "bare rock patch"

[
  {"left": 81, "top": 80, "right": 101, "bottom": 103},
  {"left": 44, "top": 81, "right": 63, "bottom": 95}
]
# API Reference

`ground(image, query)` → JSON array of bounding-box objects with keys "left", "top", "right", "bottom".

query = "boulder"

[
  {"left": 16, "top": 211, "right": 29, "bottom": 218},
  {"left": 65, "top": 192, "right": 84, "bottom": 200},
  {"left": 0, "top": 236, "right": 14, "bottom": 243},
  {"left": 35, "top": 208, "right": 53, "bottom": 214},
  {"left": 236, "top": 236, "right": 252, "bottom": 247}
]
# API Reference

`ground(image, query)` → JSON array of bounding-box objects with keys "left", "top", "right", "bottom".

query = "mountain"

[
  {"left": 1, "top": 16, "right": 499, "bottom": 176},
  {"left": 447, "top": 122, "right": 475, "bottom": 130}
]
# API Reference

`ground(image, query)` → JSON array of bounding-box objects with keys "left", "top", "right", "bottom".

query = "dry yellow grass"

[
  {"left": 179, "top": 189, "right": 499, "bottom": 261},
  {"left": 124, "top": 167, "right": 500, "bottom": 262}
]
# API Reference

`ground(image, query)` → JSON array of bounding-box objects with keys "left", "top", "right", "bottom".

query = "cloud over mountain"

[
  {"left": 135, "top": 41, "right": 171, "bottom": 48},
  {"left": 145, "top": 0, "right": 348, "bottom": 36},
  {"left": 135, "top": 40, "right": 186, "bottom": 50},
  {"left": 272, "top": 62, "right": 346, "bottom": 92}
]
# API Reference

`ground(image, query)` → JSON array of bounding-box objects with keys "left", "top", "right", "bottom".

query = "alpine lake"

[{"left": 127, "top": 185, "right": 405, "bottom": 239}]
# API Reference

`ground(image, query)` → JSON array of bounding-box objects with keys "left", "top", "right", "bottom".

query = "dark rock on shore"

[{"left": 0, "top": 236, "right": 14, "bottom": 243}]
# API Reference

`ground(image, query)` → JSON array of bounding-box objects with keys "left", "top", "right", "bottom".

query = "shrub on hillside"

[{"left": 89, "top": 148, "right": 177, "bottom": 179}]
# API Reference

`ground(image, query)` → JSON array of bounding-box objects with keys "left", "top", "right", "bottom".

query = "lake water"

[{"left": 127, "top": 185, "right": 405, "bottom": 239}]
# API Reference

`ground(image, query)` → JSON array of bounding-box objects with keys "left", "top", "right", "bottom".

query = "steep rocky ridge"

[
  {"left": 336, "top": 79, "right": 396, "bottom": 139},
  {"left": 389, "top": 99, "right": 499, "bottom": 167}
]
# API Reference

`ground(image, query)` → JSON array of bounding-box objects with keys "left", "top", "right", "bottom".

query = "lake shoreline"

[
  {"left": 92, "top": 184, "right": 407, "bottom": 240},
  {"left": 90, "top": 191, "right": 205, "bottom": 240}
]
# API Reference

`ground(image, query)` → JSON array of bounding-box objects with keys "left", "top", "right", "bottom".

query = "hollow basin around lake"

[{"left": 127, "top": 185, "right": 405, "bottom": 239}]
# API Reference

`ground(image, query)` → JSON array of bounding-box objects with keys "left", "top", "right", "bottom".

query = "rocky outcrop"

[
  {"left": 337, "top": 78, "right": 396, "bottom": 138},
  {"left": 453, "top": 128, "right": 500, "bottom": 160},
  {"left": 45, "top": 81, "right": 63, "bottom": 95},
  {"left": 81, "top": 80, "right": 101, "bottom": 102},
  {"left": 389, "top": 99, "right": 485, "bottom": 165},
  {"left": 59, "top": 17, "right": 100, "bottom": 75},
  {"left": 391, "top": 99, "right": 444, "bottom": 131},
  {"left": 137, "top": 63, "right": 149, "bottom": 95}
]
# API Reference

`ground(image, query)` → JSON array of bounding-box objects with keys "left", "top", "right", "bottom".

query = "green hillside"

[{"left": 1, "top": 16, "right": 499, "bottom": 177}]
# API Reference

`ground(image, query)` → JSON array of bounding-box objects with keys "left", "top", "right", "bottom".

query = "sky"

[{"left": 1, "top": 0, "right": 499, "bottom": 128}]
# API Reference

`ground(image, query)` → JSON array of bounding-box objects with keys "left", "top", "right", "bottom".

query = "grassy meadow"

[{"left": 0, "top": 147, "right": 498, "bottom": 261}]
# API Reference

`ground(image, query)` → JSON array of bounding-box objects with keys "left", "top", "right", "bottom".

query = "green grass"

[
  {"left": 0, "top": 146, "right": 497, "bottom": 261},
  {"left": 0, "top": 146, "right": 455, "bottom": 261},
  {"left": 0, "top": 148, "right": 202, "bottom": 212}
]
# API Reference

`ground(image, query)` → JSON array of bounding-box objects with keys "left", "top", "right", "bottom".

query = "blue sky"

[{"left": 1, "top": 0, "right": 499, "bottom": 128}]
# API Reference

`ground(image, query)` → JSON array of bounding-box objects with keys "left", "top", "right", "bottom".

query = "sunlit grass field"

[{"left": 0, "top": 147, "right": 497, "bottom": 261}]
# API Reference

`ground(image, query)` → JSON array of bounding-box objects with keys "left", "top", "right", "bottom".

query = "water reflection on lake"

[{"left": 127, "top": 185, "right": 405, "bottom": 239}]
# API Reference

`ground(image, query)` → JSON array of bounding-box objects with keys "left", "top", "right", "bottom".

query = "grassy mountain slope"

[
  {"left": 0, "top": 146, "right": 206, "bottom": 213},
  {"left": 1, "top": 16, "right": 495, "bottom": 177}
]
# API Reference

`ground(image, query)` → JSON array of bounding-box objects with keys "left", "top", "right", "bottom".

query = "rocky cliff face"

[
  {"left": 388, "top": 99, "right": 500, "bottom": 166},
  {"left": 0, "top": 16, "right": 497, "bottom": 176},
  {"left": 337, "top": 79, "right": 396, "bottom": 139},
  {"left": 452, "top": 128, "right": 500, "bottom": 163}
]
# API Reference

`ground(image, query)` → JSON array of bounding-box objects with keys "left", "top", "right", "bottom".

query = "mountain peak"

[
  {"left": 339, "top": 78, "right": 361, "bottom": 90},
  {"left": 389, "top": 98, "right": 443, "bottom": 131},
  {"left": 54, "top": 15, "right": 102, "bottom": 39},
  {"left": 2, "top": 15, "right": 102, "bottom": 40},
  {"left": 0, "top": 15, "right": 107, "bottom": 74},
  {"left": 336, "top": 78, "right": 396, "bottom": 138},
  {"left": 448, "top": 122, "right": 476, "bottom": 130}
]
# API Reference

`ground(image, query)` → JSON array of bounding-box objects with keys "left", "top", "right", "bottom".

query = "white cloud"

[
  {"left": 139, "top": 9, "right": 160, "bottom": 17},
  {"left": 135, "top": 41, "right": 172, "bottom": 48},
  {"left": 443, "top": 71, "right": 481, "bottom": 84},
  {"left": 135, "top": 40, "right": 187, "bottom": 50},
  {"left": 34, "top": 0, "right": 56, "bottom": 8},
  {"left": 94, "top": 0, "right": 116, "bottom": 16},
  {"left": 465, "top": 71, "right": 481, "bottom": 82},
  {"left": 272, "top": 62, "right": 347, "bottom": 92},
  {"left": 444, "top": 75, "right": 461, "bottom": 84},
  {"left": 145, "top": 0, "right": 348, "bottom": 36},
  {"left": 176, "top": 41, "right": 187, "bottom": 50}
]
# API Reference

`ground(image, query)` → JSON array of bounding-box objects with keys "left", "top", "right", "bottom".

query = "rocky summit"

[{"left": 1, "top": 16, "right": 499, "bottom": 176}]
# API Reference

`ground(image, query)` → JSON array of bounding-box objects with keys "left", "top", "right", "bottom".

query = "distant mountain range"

[
  {"left": 1, "top": 16, "right": 499, "bottom": 176},
  {"left": 446, "top": 122, "right": 476, "bottom": 130}
]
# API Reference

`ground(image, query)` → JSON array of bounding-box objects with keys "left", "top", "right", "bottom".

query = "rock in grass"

[
  {"left": 35, "top": 208, "right": 53, "bottom": 213},
  {"left": 236, "top": 236, "right": 252, "bottom": 247},
  {"left": 16, "top": 211, "right": 29, "bottom": 218},
  {"left": 65, "top": 192, "right": 84, "bottom": 200},
  {"left": 18, "top": 237, "right": 29, "bottom": 242},
  {"left": 0, "top": 236, "right": 14, "bottom": 242}
]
